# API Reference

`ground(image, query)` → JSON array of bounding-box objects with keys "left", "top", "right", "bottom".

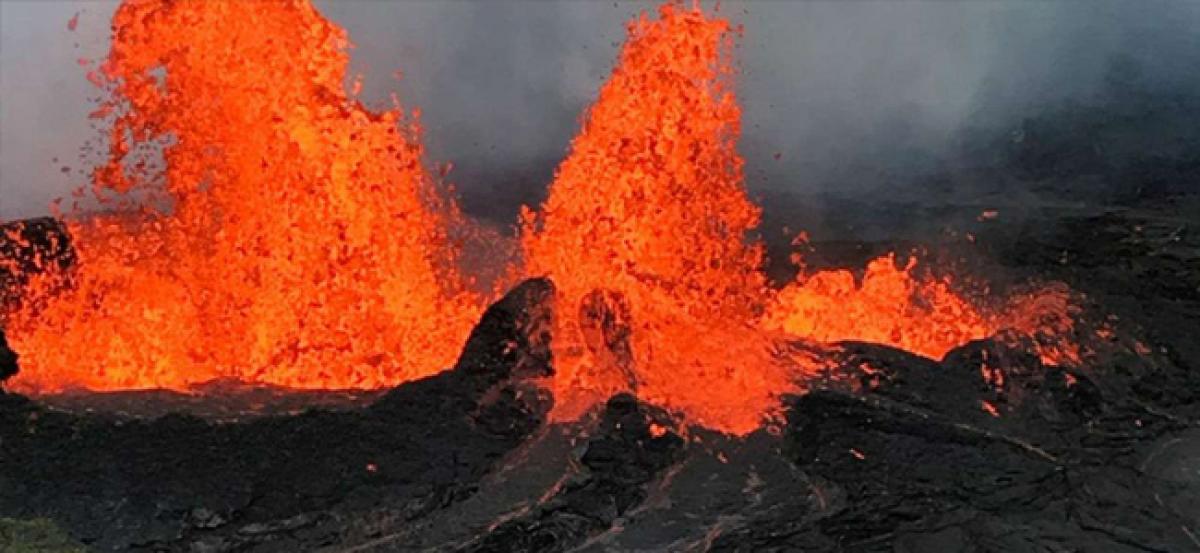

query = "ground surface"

[{"left": 1, "top": 186, "right": 1198, "bottom": 551}]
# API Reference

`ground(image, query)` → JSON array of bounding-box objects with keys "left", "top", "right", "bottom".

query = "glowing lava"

[
  {"left": 765, "top": 254, "right": 1079, "bottom": 365},
  {"left": 519, "top": 5, "right": 1077, "bottom": 433},
  {"left": 4, "top": 0, "right": 481, "bottom": 392},
  {"left": 521, "top": 5, "right": 791, "bottom": 433},
  {"left": 2, "top": 0, "right": 1078, "bottom": 435}
]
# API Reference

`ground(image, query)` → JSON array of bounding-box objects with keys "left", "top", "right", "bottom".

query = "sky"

[{"left": 2, "top": 0, "right": 1198, "bottom": 222}]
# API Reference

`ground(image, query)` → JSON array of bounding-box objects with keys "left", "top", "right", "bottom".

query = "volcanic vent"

[
  {"left": 1, "top": 1, "right": 1197, "bottom": 551},
  {"left": 1, "top": 0, "right": 1077, "bottom": 431}
]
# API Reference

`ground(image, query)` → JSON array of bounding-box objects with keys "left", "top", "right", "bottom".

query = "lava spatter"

[
  {"left": 5, "top": 0, "right": 481, "bottom": 392},
  {"left": 521, "top": 4, "right": 793, "bottom": 434},
  {"left": 3, "top": 0, "right": 1079, "bottom": 436}
]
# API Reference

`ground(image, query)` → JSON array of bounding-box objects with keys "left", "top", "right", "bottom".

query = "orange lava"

[
  {"left": 765, "top": 255, "right": 1079, "bottom": 365},
  {"left": 521, "top": 5, "right": 794, "bottom": 433},
  {"left": 519, "top": 4, "right": 1077, "bottom": 432},
  {"left": 2, "top": 1, "right": 1079, "bottom": 435},
  {"left": 5, "top": 0, "right": 481, "bottom": 392},
  {"left": 765, "top": 255, "right": 990, "bottom": 360}
]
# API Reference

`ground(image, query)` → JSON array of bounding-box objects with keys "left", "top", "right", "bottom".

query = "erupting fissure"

[
  {"left": 521, "top": 5, "right": 791, "bottom": 431},
  {"left": 1, "top": 0, "right": 1078, "bottom": 434}
]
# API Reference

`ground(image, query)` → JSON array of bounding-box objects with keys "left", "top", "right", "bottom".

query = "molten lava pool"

[{"left": 0, "top": 0, "right": 1079, "bottom": 434}]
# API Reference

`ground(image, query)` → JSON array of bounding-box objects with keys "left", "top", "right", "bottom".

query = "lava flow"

[
  {"left": 1, "top": 0, "right": 1078, "bottom": 435},
  {"left": 765, "top": 254, "right": 1079, "bottom": 365}
]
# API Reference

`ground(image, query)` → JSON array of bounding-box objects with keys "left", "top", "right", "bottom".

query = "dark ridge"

[
  {"left": 458, "top": 393, "right": 684, "bottom": 553},
  {"left": 0, "top": 278, "right": 556, "bottom": 552},
  {"left": 704, "top": 337, "right": 1197, "bottom": 551}
]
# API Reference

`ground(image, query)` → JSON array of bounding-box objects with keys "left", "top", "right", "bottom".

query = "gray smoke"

[
  {"left": 1, "top": 0, "right": 115, "bottom": 220},
  {"left": 2, "top": 0, "right": 1198, "bottom": 222}
]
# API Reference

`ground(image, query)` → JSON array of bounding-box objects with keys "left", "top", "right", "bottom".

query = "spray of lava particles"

[
  {"left": 1, "top": 0, "right": 1078, "bottom": 434},
  {"left": 4, "top": 0, "right": 481, "bottom": 392},
  {"left": 521, "top": 5, "right": 792, "bottom": 431}
]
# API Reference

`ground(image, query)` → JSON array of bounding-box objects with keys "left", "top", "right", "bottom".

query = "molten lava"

[
  {"left": 521, "top": 5, "right": 791, "bottom": 432},
  {"left": 4, "top": 0, "right": 481, "bottom": 392},
  {"left": 2, "top": 0, "right": 1079, "bottom": 435},
  {"left": 765, "top": 254, "right": 1079, "bottom": 365}
]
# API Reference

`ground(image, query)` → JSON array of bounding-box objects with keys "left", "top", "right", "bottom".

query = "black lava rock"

[
  {"left": 0, "top": 278, "right": 558, "bottom": 551},
  {"left": 0, "top": 328, "right": 16, "bottom": 385}
]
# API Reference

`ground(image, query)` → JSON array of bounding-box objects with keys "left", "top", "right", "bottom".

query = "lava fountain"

[
  {"left": 520, "top": 4, "right": 1077, "bottom": 432},
  {"left": 521, "top": 5, "right": 793, "bottom": 432},
  {"left": 1, "top": 0, "right": 1078, "bottom": 435},
  {"left": 3, "top": 0, "right": 482, "bottom": 393}
]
